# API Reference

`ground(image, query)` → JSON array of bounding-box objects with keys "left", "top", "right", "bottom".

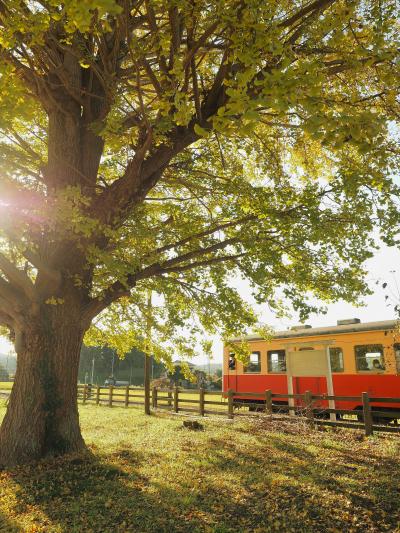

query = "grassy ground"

[
  {"left": 0, "top": 381, "right": 13, "bottom": 390},
  {"left": 0, "top": 402, "right": 399, "bottom": 533}
]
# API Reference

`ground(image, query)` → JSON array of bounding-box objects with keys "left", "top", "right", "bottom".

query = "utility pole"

[
  {"left": 144, "top": 290, "right": 152, "bottom": 415},
  {"left": 91, "top": 356, "right": 95, "bottom": 384},
  {"left": 111, "top": 352, "right": 115, "bottom": 378}
]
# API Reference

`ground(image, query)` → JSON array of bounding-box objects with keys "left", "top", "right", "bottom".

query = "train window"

[
  {"left": 267, "top": 350, "right": 286, "bottom": 373},
  {"left": 244, "top": 351, "right": 261, "bottom": 373},
  {"left": 329, "top": 347, "right": 344, "bottom": 372},
  {"left": 228, "top": 353, "right": 236, "bottom": 370},
  {"left": 355, "top": 344, "right": 385, "bottom": 372},
  {"left": 394, "top": 344, "right": 400, "bottom": 374}
]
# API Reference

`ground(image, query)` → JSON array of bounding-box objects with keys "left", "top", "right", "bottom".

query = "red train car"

[{"left": 223, "top": 319, "right": 400, "bottom": 417}]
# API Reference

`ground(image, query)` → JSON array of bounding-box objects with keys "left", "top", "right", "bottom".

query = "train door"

[
  {"left": 286, "top": 347, "right": 335, "bottom": 417},
  {"left": 292, "top": 376, "right": 328, "bottom": 408}
]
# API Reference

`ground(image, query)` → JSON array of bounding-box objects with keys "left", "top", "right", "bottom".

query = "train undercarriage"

[{"left": 233, "top": 398, "right": 400, "bottom": 425}]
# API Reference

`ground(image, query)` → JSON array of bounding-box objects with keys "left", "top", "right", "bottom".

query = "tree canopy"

[{"left": 0, "top": 0, "right": 399, "bottom": 362}]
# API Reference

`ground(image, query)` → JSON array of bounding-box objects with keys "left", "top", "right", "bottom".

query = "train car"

[{"left": 223, "top": 319, "right": 400, "bottom": 418}]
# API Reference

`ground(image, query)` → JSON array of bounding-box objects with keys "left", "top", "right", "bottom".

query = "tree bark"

[{"left": 0, "top": 306, "right": 86, "bottom": 467}]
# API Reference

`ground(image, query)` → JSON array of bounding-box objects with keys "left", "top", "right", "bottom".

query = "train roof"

[{"left": 230, "top": 319, "right": 398, "bottom": 342}]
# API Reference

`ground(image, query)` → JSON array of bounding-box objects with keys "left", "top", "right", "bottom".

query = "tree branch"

[
  {"left": 0, "top": 253, "right": 35, "bottom": 300},
  {"left": 145, "top": 215, "right": 256, "bottom": 258},
  {"left": 0, "top": 306, "right": 16, "bottom": 330},
  {"left": 160, "top": 252, "right": 245, "bottom": 274},
  {"left": 83, "top": 233, "right": 244, "bottom": 321},
  {"left": 91, "top": 126, "right": 197, "bottom": 226},
  {"left": 0, "top": 276, "right": 28, "bottom": 313},
  {"left": 183, "top": 21, "right": 220, "bottom": 72},
  {"left": 155, "top": 236, "right": 241, "bottom": 271},
  {"left": 278, "top": 0, "right": 337, "bottom": 29}
]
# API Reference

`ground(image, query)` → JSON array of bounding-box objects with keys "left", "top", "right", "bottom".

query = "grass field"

[
  {"left": 0, "top": 402, "right": 400, "bottom": 532},
  {"left": 0, "top": 381, "right": 13, "bottom": 390}
]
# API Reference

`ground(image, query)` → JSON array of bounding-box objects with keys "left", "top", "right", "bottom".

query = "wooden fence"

[{"left": 77, "top": 385, "right": 400, "bottom": 436}]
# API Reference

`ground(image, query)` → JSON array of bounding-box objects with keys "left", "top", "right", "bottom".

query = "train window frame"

[
  {"left": 267, "top": 350, "right": 287, "bottom": 373},
  {"left": 329, "top": 347, "right": 344, "bottom": 373},
  {"left": 228, "top": 353, "right": 236, "bottom": 371},
  {"left": 394, "top": 344, "right": 400, "bottom": 374},
  {"left": 354, "top": 344, "right": 385, "bottom": 373},
  {"left": 244, "top": 351, "right": 261, "bottom": 373}
]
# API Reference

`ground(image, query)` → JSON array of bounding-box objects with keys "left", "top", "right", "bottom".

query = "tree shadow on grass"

[
  {"left": 200, "top": 433, "right": 400, "bottom": 532},
  {"left": 7, "top": 450, "right": 172, "bottom": 533},
  {"left": 6, "top": 448, "right": 232, "bottom": 533},
  {"left": 0, "top": 510, "right": 20, "bottom": 532},
  {"left": 3, "top": 428, "right": 400, "bottom": 533}
]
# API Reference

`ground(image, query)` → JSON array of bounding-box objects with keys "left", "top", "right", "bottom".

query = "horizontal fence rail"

[{"left": 77, "top": 385, "right": 400, "bottom": 436}]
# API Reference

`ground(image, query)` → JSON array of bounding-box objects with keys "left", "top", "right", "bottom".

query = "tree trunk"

[{"left": 0, "top": 308, "right": 86, "bottom": 467}]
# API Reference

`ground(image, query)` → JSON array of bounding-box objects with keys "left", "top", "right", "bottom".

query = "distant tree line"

[
  {"left": 78, "top": 345, "right": 166, "bottom": 386},
  {"left": 0, "top": 364, "right": 9, "bottom": 382},
  {"left": 78, "top": 347, "right": 222, "bottom": 389}
]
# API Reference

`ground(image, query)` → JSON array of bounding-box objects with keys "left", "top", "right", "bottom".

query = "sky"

[{"left": 2, "top": 243, "right": 400, "bottom": 365}]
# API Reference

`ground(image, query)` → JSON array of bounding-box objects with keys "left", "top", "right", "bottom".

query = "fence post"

[
  {"left": 168, "top": 389, "right": 173, "bottom": 409},
  {"left": 82, "top": 384, "right": 88, "bottom": 404},
  {"left": 108, "top": 385, "right": 113, "bottom": 407},
  {"left": 144, "top": 383, "right": 151, "bottom": 416},
  {"left": 304, "top": 390, "right": 314, "bottom": 426},
  {"left": 125, "top": 386, "right": 130, "bottom": 408},
  {"left": 362, "top": 392, "right": 373, "bottom": 436},
  {"left": 174, "top": 386, "right": 179, "bottom": 413},
  {"left": 152, "top": 386, "right": 158, "bottom": 409},
  {"left": 199, "top": 387, "right": 205, "bottom": 416},
  {"left": 265, "top": 389, "right": 272, "bottom": 414},
  {"left": 227, "top": 389, "right": 234, "bottom": 419},
  {"left": 96, "top": 386, "right": 100, "bottom": 405}
]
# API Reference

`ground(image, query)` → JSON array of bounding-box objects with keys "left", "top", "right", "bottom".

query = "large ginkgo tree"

[{"left": 0, "top": 0, "right": 398, "bottom": 465}]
